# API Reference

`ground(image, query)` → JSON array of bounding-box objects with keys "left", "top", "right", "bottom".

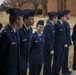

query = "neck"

[
  {"left": 50, "top": 20, "right": 54, "bottom": 25},
  {"left": 24, "top": 23, "right": 30, "bottom": 28},
  {"left": 60, "top": 19, "right": 64, "bottom": 22},
  {"left": 11, "top": 23, "right": 17, "bottom": 30},
  {"left": 36, "top": 30, "right": 41, "bottom": 34}
]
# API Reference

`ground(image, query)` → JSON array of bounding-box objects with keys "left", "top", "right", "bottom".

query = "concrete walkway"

[
  {"left": 61, "top": 68, "right": 76, "bottom": 75},
  {"left": 69, "top": 68, "right": 76, "bottom": 75},
  {"left": 71, "top": 71, "right": 76, "bottom": 75},
  {"left": 61, "top": 71, "right": 76, "bottom": 75}
]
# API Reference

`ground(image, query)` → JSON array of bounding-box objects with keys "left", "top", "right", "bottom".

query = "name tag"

[
  {"left": 11, "top": 42, "right": 16, "bottom": 45},
  {"left": 35, "top": 40, "right": 38, "bottom": 42},
  {"left": 60, "top": 29, "right": 62, "bottom": 31},
  {"left": 22, "top": 39, "right": 27, "bottom": 41}
]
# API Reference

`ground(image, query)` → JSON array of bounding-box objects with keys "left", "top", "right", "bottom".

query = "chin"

[
  {"left": 18, "top": 26, "right": 22, "bottom": 29},
  {"left": 31, "top": 24, "right": 33, "bottom": 26}
]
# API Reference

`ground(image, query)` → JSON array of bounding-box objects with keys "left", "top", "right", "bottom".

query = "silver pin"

[
  {"left": 4, "top": 30, "right": 7, "bottom": 32},
  {"left": 53, "top": 31, "right": 55, "bottom": 33},
  {"left": 60, "top": 29, "right": 62, "bottom": 31},
  {"left": 11, "top": 30, "right": 13, "bottom": 32},
  {"left": 24, "top": 29, "right": 26, "bottom": 31}
]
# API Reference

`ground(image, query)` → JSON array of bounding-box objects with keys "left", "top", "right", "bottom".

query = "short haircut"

[
  {"left": 9, "top": 15, "right": 21, "bottom": 24},
  {"left": 49, "top": 16, "right": 57, "bottom": 20},
  {"left": 36, "top": 23, "right": 39, "bottom": 28},
  {"left": 23, "top": 15, "right": 30, "bottom": 21},
  {"left": 0, "top": 23, "right": 2, "bottom": 30},
  {"left": 46, "top": 19, "right": 49, "bottom": 24},
  {"left": 58, "top": 15, "right": 64, "bottom": 19}
]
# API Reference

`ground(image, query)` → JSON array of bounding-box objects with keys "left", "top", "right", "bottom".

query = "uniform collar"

[
  {"left": 36, "top": 31, "right": 42, "bottom": 36},
  {"left": 49, "top": 21, "right": 54, "bottom": 25},
  {"left": 9, "top": 24, "right": 17, "bottom": 33},
  {"left": 59, "top": 20, "right": 63, "bottom": 25},
  {"left": 65, "top": 20, "right": 68, "bottom": 23},
  {"left": 24, "top": 23, "right": 30, "bottom": 31}
]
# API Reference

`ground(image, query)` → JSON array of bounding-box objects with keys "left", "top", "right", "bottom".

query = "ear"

[
  {"left": 16, "top": 18, "right": 19, "bottom": 24},
  {"left": 24, "top": 18, "right": 28, "bottom": 22}
]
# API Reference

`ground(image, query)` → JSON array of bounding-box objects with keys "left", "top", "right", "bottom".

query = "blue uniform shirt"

[
  {"left": 29, "top": 32, "right": 45, "bottom": 64},
  {"left": 43, "top": 21, "right": 55, "bottom": 55},
  {"left": 0, "top": 24, "right": 20, "bottom": 75}
]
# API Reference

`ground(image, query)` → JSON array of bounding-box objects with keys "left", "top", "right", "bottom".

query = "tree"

[
  {"left": 3, "top": 0, "right": 27, "bottom": 9},
  {"left": 28, "top": 0, "right": 40, "bottom": 15},
  {"left": 0, "top": 5, "right": 3, "bottom": 16},
  {"left": 41, "top": 0, "right": 49, "bottom": 17},
  {"left": 0, "top": 4, "right": 6, "bottom": 15},
  {"left": 17, "top": 0, "right": 27, "bottom": 9}
]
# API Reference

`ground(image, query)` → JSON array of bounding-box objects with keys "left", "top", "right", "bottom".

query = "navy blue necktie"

[
  {"left": 39, "top": 36, "right": 42, "bottom": 41},
  {"left": 27, "top": 29, "right": 30, "bottom": 42}
]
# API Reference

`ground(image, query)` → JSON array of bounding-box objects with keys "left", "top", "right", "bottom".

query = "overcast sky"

[{"left": 0, "top": 0, "right": 4, "bottom": 5}]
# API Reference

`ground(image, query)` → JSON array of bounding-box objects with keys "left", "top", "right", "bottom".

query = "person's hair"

[
  {"left": 36, "top": 23, "right": 39, "bottom": 28},
  {"left": 58, "top": 15, "right": 64, "bottom": 19},
  {"left": 49, "top": 17, "right": 53, "bottom": 20},
  {"left": 46, "top": 19, "right": 49, "bottom": 24},
  {"left": 9, "top": 15, "right": 21, "bottom": 24},
  {"left": 0, "top": 23, "right": 2, "bottom": 30},
  {"left": 49, "top": 16, "right": 57, "bottom": 20},
  {"left": 23, "top": 15, "right": 30, "bottom": 21}
]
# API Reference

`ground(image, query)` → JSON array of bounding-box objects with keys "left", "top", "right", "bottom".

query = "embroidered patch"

[
  {"left": 34, "top": 40, "right": 38, "bottom": 42},
  {"left": 60, "top": 29, "right": 62, "bottom": 31},
  {"left": 22, "top": 39, "right": 27, "bottom": 41},
  {"left": 11, "top": 42, "right": 16, "bottom": 45}
]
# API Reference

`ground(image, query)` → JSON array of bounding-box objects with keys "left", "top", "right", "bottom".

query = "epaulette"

[{"left": 0, "top": 29, "right": 7, "bottom": 37}]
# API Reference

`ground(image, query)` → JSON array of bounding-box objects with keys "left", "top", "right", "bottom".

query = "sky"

[{"left": 0, "top": 0, "right": 4, "bottom": 5}]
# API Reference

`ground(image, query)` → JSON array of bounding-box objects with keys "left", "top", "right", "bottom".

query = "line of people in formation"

[{"left": 0, "top": 8, "right": 76, "bottom": 75}]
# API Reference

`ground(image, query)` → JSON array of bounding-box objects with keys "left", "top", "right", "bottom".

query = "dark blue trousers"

[
  {"left": 62, "top": 47, "right": 69, "bottom": 73},
  {"left": 20, "top": 56, "right": 27, "bottom": 75},
  {"left": 73, "top": 45, "right": 76, "bottom": 70},
  {"left": 52, "top": 51, "right": 64, "bottom": 75},
  {"left": 43, "top": 55, "right": 52, "bottom": 75},
  {"left": 29, "top": 64, "right": 42, "bottom": 75}
]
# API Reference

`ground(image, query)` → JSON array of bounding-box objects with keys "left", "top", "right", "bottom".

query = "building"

[{"left": 21, "top": 0, "right": 76, "bottom": 16}]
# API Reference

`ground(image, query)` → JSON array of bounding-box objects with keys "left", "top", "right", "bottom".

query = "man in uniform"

[
  {"left": 72, "top": 23, "right": 76, "bottom": 71},
  {"left": 19, "top": 9, "right": 35, "bottom": 75},
  {"left": 62, "top": 10, "right": 72, "bottom": 75},
  {"left": 0, "top": 23, "right": 2, "bottom": 31},
  {"left": 0, "top": 8, "right": 23, "bottom": 75},
  {"left": 52, "top": 11, "right": 68, "bottom": 75},
  {"left": 29, "top": 20, "right": 44, "bottom": 75},
  {"left": 43, "top": 11, "right": 58, "bottom": 75}
]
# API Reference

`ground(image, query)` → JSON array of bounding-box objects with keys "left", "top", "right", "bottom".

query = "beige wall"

[
  {"left": 21, "top": 0, "right": 76, "bottom": 16},
  {"left": 66, "top": 0, "right": 76, "bottom": 16},
  {"left": 47, "top": 0, "right": 57, "bottom": 12}
]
